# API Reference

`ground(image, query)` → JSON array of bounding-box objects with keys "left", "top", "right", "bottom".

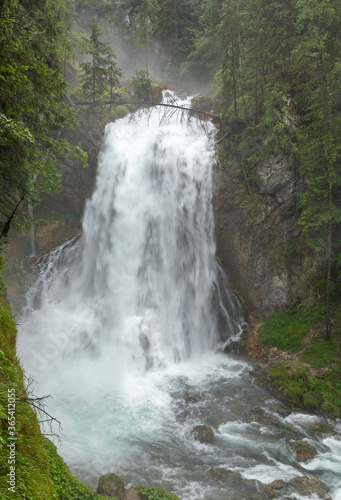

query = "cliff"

[{"left": 213, "top": 150, "right": 319, "bottom": 320}]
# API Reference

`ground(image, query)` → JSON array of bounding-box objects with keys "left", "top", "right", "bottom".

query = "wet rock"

[
  {"left": 233, "top": 478, "right": 269, "bottom": 500},
  {"left": 289, "top": 476, "right": 331, "bottom": 499},
  {"left": 308, "top": 420, "right": 335, "bottom": 435},
  {"left": 252, "top": 406, "right": 280, "bottom": 426},
  {"left": 191, "top": 424, "right": 214, "bottom": 443},
  {"left": 261, "top": 479, "right": 286, "bottom": 499},
  {"left": 209, "top": 467, "right": 242, "bottom": 482},
  {"left": 209, "top": 469, "right": 269, "bottom": 499},
  {"left": 213, "top": 150, "right": 313, "bottom": 318},
  {"left": 97, "top": 472, "right": 126, "bottom": 499},
  {"left": 268, "top": 479, "right": 286, "bottom": 490},
  {"left": 288, "top": 439, "right": 317, "bottom": 462},
  {"left": 125, "top": 487, "right": 141, "bottom": 500},
  {"left": 256, "top": 155, "right": 294, "bottom": 197}
]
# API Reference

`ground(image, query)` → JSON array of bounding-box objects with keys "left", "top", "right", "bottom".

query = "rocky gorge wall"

[{"left": 213, "top": 151, "right": 318, "bottom": 320}]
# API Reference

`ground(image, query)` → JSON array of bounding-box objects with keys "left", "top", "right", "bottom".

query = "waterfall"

[
  {"left": 19, "top": 94, "right": 243, "bottom": 380},
  {"left": 17, "top": 94, "right": 341, "bottom": 500}
]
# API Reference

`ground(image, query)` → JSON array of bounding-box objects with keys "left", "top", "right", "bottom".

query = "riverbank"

[{"left": 242, "top": 303, "right": 341, "bottom": 418}]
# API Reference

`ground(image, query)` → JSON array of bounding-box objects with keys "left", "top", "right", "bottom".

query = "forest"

[
  {"left": 1, "top": 0, "right": 341, "bottom": 498},
  {"left": 1, "top": 0, "right": 340, "bottom": 287}
]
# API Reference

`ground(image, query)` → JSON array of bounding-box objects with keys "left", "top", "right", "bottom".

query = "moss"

[
  {"left": 191, "top": 95, "right": 215, "bottom": 113},
  {"left": 259, "top": 305, "right": 326, "bottom": 353},
  {"left": 137, "top": 486, "right": 181, "bottom": 500},
  {"left": 44, "top": 438, "right": 104, "bottom": 500},
  {"left": 263, "top": 302, "right": 341, "bottom": 417},
  {"left": 191, "top": 424, "right": 214, "bottom": 443},
  {"left": 114, "top": 105, "right": 129, "bottom": 118},
  {"left": 301, "top": 337, "right": 339, "bottom": 369},
  {"left": 269, "top": 364, "right": 308, "bottom": 406}
]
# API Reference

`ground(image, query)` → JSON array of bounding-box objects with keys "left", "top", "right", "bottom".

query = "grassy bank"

[{"left": 259, "top": 302, "right": 341, "bottom": 417}]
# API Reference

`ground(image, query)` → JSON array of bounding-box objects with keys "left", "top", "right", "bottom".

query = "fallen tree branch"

[{"left": 74, "top": 100, "right": 221, "bottom": 123}]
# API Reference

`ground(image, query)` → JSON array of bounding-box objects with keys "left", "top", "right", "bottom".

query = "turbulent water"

[{"left": 18, "top": 94, "right": 341, "bottom": 499}]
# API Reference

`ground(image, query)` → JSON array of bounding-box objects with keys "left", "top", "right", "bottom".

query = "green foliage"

[
  {"left": 301, "top": 337, "right": 339, "bottom": 368},
  {"left": 269, "top": 364, "right": 308, "bottom": 406},
  {"left": 131, "top": 68, "right": 153, "bottom": 100},
  {"left": 261, "top": 302, "right": 341, "bottom": 416},
  {"left": 0, "top": 257, "right": 8, "bottom": 296},
  {"left": 0, "top": 299, "right": 56, "bottom": 499},
  {"left": 138, "top": 486, "right": 181, "bottom": 500},
  {"left": 259, "top": 305, "right": 326, "bottom": 352},
  {"left": 114, "top": 106, "right": 129, "bottom": 118},
  {"left": 269, "top": 362, "right": 341, "bottom": 416},
  {"left": 44, "top": 438, "right": 104, "bottom": 500},
  {"left": 80, "top": 20, "right": 123, "bottom": 104},
  {"left": 0, "top": 0, "right": 88, "bottom": 230}
]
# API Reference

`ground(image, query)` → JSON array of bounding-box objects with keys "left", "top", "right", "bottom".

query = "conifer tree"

[
  {"left": 81, "top": 21, "right": 123, "bottom": 104},
  {"left": 0, "top": 0, "right": 87, "bottom": 229},
  {"left": 134, "top": 0, "right": 160, "bottom": 77}
]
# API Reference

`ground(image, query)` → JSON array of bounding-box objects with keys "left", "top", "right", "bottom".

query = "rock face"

[
  {"left": 213, "top": 152, "right": 317, "bottom": 318},
  {"left": 191, "top": 424, "right": 215, "bottom": 443}
]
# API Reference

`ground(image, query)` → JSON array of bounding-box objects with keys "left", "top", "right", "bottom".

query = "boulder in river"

[
  {"left": 209, "top": 467, "right": 269, "bottom": 499},
  {"left": 261, "top": 479, "right": 286, "bottom": 499},
  {"left": 191, "top": 424, "right": 214, "bottom": 443},
  {"left": 209, "top": 467, "right": 242, "bottom": 482},
  {"left": 252, "top": 406, "right": 280, "bottom": 426},
  {"left": 288, "top": 439, "right": 317, "bottom": 462},
  {"left": 289, "top": 475, "right": 331, "bottom": 499}
]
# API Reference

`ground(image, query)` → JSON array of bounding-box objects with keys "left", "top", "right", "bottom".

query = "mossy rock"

[
  {"left": 114, "top": 105, "right": 129, "bottom": 118},
  {"left": 97, "top": 472, "right": 125, "bottom": 499},
  {"left": 150, "top": 85, "right": 163, "bottom": 103},
  {"left": 191, "top": 95, "right": 216, "bottom": 113},
  {"left": 288, "top": 439, "right": 317, "bottom": 462},
  {"left": 191, "top": 424, "right": 214, "bottom": 443},
  {"left": 137, "top": 486, "right": 181, "bottom": 500}
]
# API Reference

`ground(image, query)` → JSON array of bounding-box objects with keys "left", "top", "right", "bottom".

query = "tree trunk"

[
  {"left": 231, "top": 33, "right": 238, "bottom": 117},
  {"left": 237, "top": 0, "right": 242, "bottom": 69},
  {"left": 326, "top": 183, "right": 332, "bottom": 341},
  {"left": 145, "top": 19, "right": 149, "bottom": 78},
  {"left": 92, "top": 54, "right": 96, "bottom": 104}
]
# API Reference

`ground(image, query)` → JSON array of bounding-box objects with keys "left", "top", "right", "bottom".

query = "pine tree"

[
  {"left": 0, "top": 0, "right": 87, "bottom": 227},
  {"left": 80, "top": 21, "right": 123, "bottom": 104},
  {"left": 134, "top": 0, "right": 160, "bottom": 77}
]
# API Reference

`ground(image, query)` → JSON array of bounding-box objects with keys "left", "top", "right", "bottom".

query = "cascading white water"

[
  {"left": 19, "top": 94, "right": 242, "bottom": 378},
  {"left": 18, "top": 94, "right": 341, "bottom": 500}
]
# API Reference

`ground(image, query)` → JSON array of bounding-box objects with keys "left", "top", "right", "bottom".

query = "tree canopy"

[
  {"left": 80, "top": 20, "right": 123, "bottom": 103},
  {"left": 0, "top": 0, "right": 87, "bottom": 229}
]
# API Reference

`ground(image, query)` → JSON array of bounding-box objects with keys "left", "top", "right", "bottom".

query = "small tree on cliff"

[
  {"left": 134, "top": 0, "right": 160, "bottom": 77},
  {"left": 81, "top": 21, "right": 123, "bottom": 104}
]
